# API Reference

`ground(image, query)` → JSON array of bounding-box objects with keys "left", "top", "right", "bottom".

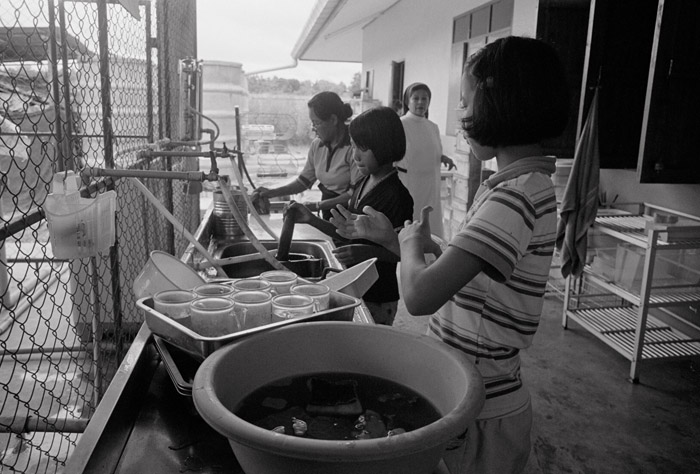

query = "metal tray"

[
  {"left": 138, "top": 290, "right": 361, "bottom": 360},
  {"left": 152, "top": 335, "right": 199, "bottom": 397}
]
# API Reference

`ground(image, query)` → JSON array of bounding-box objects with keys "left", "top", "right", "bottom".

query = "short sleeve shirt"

[
  {"left": 346, "top": 170, "right": 413, "bottom": 303},
  {"left": 297, "top": 135, "right": 361, "bottom": 195},
  {"left": 429, "top": 157, "right": 558, "bottom": 419}
]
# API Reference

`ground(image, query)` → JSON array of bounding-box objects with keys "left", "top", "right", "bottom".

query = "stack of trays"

[{"left": 152, "top": 335, "right": 200, "bottom": 397}]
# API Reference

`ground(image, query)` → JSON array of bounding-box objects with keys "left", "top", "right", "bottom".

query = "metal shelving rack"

[{"left": 562, "top": 203, "right": 700, "bottom": 383}]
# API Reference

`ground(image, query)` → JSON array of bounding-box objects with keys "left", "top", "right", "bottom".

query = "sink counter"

[
  {"left": 65, "top": 323, "right": 249, "bottom": 474},
  {"left": 184, "top": 207, "right": 338, "bottom": 263},
  {"left": 66, "top": 208, "right": 374, "bottom": 473}
]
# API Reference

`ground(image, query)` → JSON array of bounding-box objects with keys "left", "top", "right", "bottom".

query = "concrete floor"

[{"left": 393, "top": 296, "right": 700, "bottom": 474}]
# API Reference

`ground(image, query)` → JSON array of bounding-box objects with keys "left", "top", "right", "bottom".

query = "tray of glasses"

[{"left": 138, "top": 289, "right": 361, "bottom": 360}]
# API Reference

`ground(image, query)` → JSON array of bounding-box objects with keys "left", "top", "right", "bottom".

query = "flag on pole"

[{"left": 555, "top": 88, "right": 601, "bottom": 278}]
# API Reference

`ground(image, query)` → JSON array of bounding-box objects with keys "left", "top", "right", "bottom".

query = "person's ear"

[{"left": 329, "top": 114, "right": 339, "bottom": 127}]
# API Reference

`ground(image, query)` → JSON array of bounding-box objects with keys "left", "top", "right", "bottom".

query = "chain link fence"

[{"left": 0, "top": 0, "right": 199, "bottom": 472}]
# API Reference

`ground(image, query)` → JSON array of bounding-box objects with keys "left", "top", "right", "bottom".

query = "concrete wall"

[
  {"left": 359, "top": 0, "right": 700, "bottom": 216},
  {"left": 599, "top": 170, "right": 700, "bottom": 217},
  {"left": 362, "top": 0, "right": 538, "bottom": 139}
]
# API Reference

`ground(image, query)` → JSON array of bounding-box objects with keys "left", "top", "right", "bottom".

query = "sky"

[{"left": 196, "top": 0, "right": 361, "bottom": 85}]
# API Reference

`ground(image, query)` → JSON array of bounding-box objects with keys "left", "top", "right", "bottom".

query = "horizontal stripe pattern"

[{"left": 431, "top": 170, "right": 556, "bottom": 407}]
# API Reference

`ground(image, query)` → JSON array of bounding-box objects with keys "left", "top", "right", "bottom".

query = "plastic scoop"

[{"left": 322, "top": 258, "right": 378, "bottom": 298}]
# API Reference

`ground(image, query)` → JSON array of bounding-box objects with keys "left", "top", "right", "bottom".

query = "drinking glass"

[
  {"left": 190, "top": 296, "right": 243, "bottom": 337},
  {"left": 232, "top": 278, "right": 272, "bottom": 294},
  {"left": 260, "top": 270, "right": 297, "bottom": 295},
  {"left": 271, "top": 294, "right": 315, "bottom": 323},
  {"left": 231, "top": 290, "right": 272, "bottom": 329},
  {"left": 153, "top": 289, "right": 196, "bottom": 327},
  {"left": 291, "top": 283, "right": 330, "bottom": 311},
  {"left": 194, "top": 283, "right": 235, "bottom": 298}
]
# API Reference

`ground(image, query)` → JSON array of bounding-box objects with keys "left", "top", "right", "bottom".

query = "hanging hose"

[
  {"left": 239, "top": 148, "right": 258, "bottom": 190},
  {"left": 224, "top": 150, "right": 279, "bottom": 241},
  {"left": 129, "top": 178, "right": 227, "bottom": 277},
  {"left": 221, "top": 143, "right": 257, "bottom": 191},
  {"left": 218, "top": 177, "right": 284, "bottom": 270}
]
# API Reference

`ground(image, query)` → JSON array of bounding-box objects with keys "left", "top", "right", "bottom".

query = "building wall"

[
  {"left": 362, "top": 0, "right": 538, "bottom": 145},
  {"left": 600, "top": 170, "right": 700, "bottom": 217},
  {"left": 360, "top": 0, "right": 700, "bottom": 219}
]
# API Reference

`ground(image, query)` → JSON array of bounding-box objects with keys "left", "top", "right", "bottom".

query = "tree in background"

[
  {"left": 248, "top": 75, "right": 347, "bottom": 95},
  {"left": 350, "top": 72, "right": 362, "bottom": 97},
  {"left": 247, "top": 75, "right": 362, "bottom": 146}
]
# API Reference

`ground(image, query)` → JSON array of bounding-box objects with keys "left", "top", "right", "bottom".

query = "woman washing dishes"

[
  {"left": 252, "top": 91, "right": 360, "bottom": 220},
  {"left": 395, "top": 82, "right": 456, "bottom": 238}
]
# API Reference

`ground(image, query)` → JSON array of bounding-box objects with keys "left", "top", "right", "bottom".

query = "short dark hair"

[
  {"left": 349, "top": 106, "right": 406, "bottom": 165},
  {"left": 308, "top": 91, "right": 354, "bottom": 123},
  {"left": 461, "top": 36, "right": 570, "bottom": 147}
]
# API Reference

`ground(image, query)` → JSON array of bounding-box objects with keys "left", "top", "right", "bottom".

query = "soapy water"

[{"left": 235, "top": 372, "right": 440, "bottom": 440}]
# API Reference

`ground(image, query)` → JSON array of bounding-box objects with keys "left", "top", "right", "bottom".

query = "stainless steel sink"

[{"left": 214, "top": 240, "right": 340, "bottom": 279}]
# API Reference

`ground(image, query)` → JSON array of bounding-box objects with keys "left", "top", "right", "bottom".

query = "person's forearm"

[
  {"left": 267, "top": 180, "right": 306, "bottom": 198},
  {"left": 381, "top": 232, "right": 401, "bottom": 257},
  {"left": 399, "top": 236, "right": 430, "bottom": 312},
  {"left": 319, "top": 192, "right": 351, "bottom": 212},
  {"left": 307, "top": 215, "right": 349, "bottom": 242},
  {"left": 372, "top": 244, "right": 401, "bottom": 263}
]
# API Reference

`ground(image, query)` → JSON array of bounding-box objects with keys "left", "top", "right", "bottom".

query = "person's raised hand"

[
  {"left": 331, "top": 244, "right": 375, "bottom": 266},
  {"left": 399, "top": 206, "right": 436, "bottom": 252},
  {"left": 329, "top": 205, "right": 355, "bottom": 238},
  {"left": 284, "top": 201, "right": 314, "bottom": 224},
  {"left": 252, "top": 186, "right": 270, "bottom": 198},
  {"left": 330, "top": 205, "right": 394, "bottom": 247},
  {"left": 441, "top": 155, "right": 457, "bottom": 171}
]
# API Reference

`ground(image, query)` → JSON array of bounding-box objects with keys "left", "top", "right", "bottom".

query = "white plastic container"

[
  {"left": 132, "top": 250, "right": 205, "bottom": 300},
  {"left": 44, "top": 171, "right": 116, "bottom": 259}
]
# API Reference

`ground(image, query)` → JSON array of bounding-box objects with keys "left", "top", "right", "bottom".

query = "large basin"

[
  {"left": 215, "top": 240, "right": 340, "bottom": 279},
  {"left": 193, "top": 322, "right": 485, "bottom": 474}
]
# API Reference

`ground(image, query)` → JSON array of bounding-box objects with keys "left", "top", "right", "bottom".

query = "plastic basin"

[
  {"left": 132, "top": 250, "right": 205, "bottom": 299},
  {"left": 193, "top": 322, "right": 485, "bottom": 474}
]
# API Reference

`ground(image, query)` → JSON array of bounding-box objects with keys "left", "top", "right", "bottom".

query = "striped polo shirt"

[{"left": 429, "top": 156, "right": 558, "bottom": 420}]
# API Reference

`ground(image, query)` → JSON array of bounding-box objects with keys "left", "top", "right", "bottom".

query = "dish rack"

[{"left": 562, "top": 203, "right": 700, "bottom": 382}]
